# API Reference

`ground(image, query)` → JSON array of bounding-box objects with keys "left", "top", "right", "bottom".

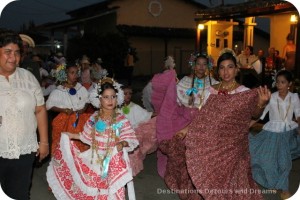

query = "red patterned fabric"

[
  {"left": 185, "top": 89, "right": 264, "bottom": 200},
  {"left": 160, "top": 136, "right": 203, "bottom": 200},
  {"left": 129, "top": 117, "right": 157, "bottom": 176}
]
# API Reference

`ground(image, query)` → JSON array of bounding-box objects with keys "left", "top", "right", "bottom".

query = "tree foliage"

[{"left": 67, "top": 32, "right": 138, "bottom": 78}]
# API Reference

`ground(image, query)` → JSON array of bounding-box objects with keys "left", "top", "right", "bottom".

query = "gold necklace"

[
  {"left": 277, "top": 96, "right": 291, "bottom": 121},
  {"left": 91, "top": 110, "right": 117, "bottom": 165},
  {"left": 217, "top": 80, "right": 236, "bottom": 94},
  {"left": 221, "top": 80, "right": 236, "bottom": 90}
]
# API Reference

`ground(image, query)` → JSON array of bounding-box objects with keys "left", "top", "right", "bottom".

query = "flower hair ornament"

[
  {"left": 219, "top": 48, "right": 237, "bottom": 61},
  {"left": 52, "top": 64, "right": 67, "bottom": 82},
  {"left": 89, "top": 77, "right": 124, "bottom": 108},
  {"left": 188, "top": 53, "right": 214, "bottom": 70}
]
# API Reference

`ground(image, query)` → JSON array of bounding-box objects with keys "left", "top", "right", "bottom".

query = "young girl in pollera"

[
  {"left": 249, "top": 70, "right": 300, "bottom": 199},
  {"left": 47, "top": 77, "right": 139, "bottom": 200}
]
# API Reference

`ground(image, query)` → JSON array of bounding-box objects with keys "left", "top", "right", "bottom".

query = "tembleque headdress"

[
  {"left": 219, "top": 48, "right": 237, "bottom": 61},
  {"left": 188, "top": 53, "right": 214, "bottom": 70},
  {"left": 89, "top": 77, "right": 124, "bottom": 108}
]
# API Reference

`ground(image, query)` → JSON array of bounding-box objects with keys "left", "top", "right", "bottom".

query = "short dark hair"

[
  {"left": 0, "top": 29, "right": 23, "bottom": 53},
  {"left": 276, "top": 70, "right": 293, "bottom": 83}
]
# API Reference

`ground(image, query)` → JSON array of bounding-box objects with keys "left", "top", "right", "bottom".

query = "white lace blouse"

[
  {"left": 0, "top": 68, "right": 44, "bottom": 159},
  {"left": 260, "top": 92, "right": 300, "bottom": 132},
  {"left": 46, "top": 83, "right": 89, "bottom": 111}
]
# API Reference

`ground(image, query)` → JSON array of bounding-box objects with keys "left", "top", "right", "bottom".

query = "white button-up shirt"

[
  {"left": 0, "top": 68, "right": 44, "bottom": 159},
  {"left": 261, "top": 91, "right": 300, "bottom": 132}
]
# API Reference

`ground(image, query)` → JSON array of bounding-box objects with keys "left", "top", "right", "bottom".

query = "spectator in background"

[
  {"left": 282, "top": 33, "right": 296, "bottom": 72},
  {"left": 257, "top": 49, "right": 266, "bottom": 85},
  {"left": 274, "top": 50, "right": 283, "bottom": 71},
  {"left": 19, "top": 33, "right": 41, "bottom": 84},
  {"left": 53, "top": 52, "right": 66, "bottom": 65},
  {"left": 32, "top": 54, "right": 49, "bottom": 79},
  {"left": 237, "top": 46, "right": 262, "bottom": 88},
  {"left": 266, "top": 47, "right": 275, "bottom": 71},
  {"left": 237, "top": 46, "right": 261, "bottom": 74},
  {"left": 124, "top": 48, "right": 135, "bottom": 85},
  {"left": 79, "top": 55, "right": 92, "bottom": 89},
  {"left": 90, "top": 58, "right": 108, "bottom": 84}
]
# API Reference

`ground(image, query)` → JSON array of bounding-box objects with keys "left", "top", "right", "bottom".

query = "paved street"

[{"left": 30, "top": 152, "right": 300, "bottom": 200}]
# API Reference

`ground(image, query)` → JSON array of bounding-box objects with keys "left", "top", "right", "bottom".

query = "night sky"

[{"left": 0, "top": 0, "right": 298, "bottom": 33}]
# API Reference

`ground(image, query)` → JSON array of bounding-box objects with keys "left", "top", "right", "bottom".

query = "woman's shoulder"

[{"left": 16, "top": 67, "right": 39, "bottom": 84}]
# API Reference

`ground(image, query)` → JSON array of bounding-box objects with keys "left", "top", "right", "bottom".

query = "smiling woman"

[{"left": 0, "top": 28, "right": 49, "bottom": 200}]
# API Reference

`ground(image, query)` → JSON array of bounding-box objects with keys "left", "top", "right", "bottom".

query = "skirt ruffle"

[
  {"left": 47, "top": 134, "right": 133, "bottom": 200},
  {"left": 129, "top": 117, "right": 158, "bottom": 176},
  {"left": 249, "top": 128, "right": 300, "bottom": 190}
]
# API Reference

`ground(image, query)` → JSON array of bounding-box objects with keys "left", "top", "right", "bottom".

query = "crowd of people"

[
  {"left": 236, "top": 33, "right": 296, "bottom": 90},
  {"left": 0, "top": 28, "right": 299, "bottom": 200}
]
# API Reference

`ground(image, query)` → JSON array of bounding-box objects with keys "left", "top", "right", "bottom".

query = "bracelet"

[
  {"left": 39, "top": 142, "right": 49, "bottom": 145},
  {"left": 257, "top": 104, "right": 266, "bottom": 109}
]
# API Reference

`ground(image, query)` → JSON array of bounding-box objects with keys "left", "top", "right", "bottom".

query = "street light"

[
  {"left": 196, "top": 23, "right": 205, "bottom": 52},
  {"left": 290, "top": 14, "right": 298, "bottom": 39},
  {"left": 290, "top": 14, "right": 298, "bottom": 23}
]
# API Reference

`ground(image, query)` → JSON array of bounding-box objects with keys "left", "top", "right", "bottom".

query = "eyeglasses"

[{"left": 101, "top": 95, "right": 117, "bottom": 100}]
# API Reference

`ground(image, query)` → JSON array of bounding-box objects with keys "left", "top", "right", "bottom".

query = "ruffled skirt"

[
  {"left": 249, "top": 128, "right": 300, "bottom": 190},
  {"left": 129, "top": 117, "right": 158, "bottom": 176},
  {"left": 47, "top": 134, "right": 134, "bottom": 200}
]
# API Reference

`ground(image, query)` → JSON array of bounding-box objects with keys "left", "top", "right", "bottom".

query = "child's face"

[
  {"left": 123, "top": 88, "right": 133, "bottom": 104},
  {"left": 276, "top": 75, "right": 291, "bottom": 92},
  {"left": 194, "top": 57, "right": 207, "bottom": 79}
]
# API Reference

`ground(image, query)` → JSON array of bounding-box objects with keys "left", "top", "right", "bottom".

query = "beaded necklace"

[{"left": 91, "top": 109, "right": 119, "bottom": 178}]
